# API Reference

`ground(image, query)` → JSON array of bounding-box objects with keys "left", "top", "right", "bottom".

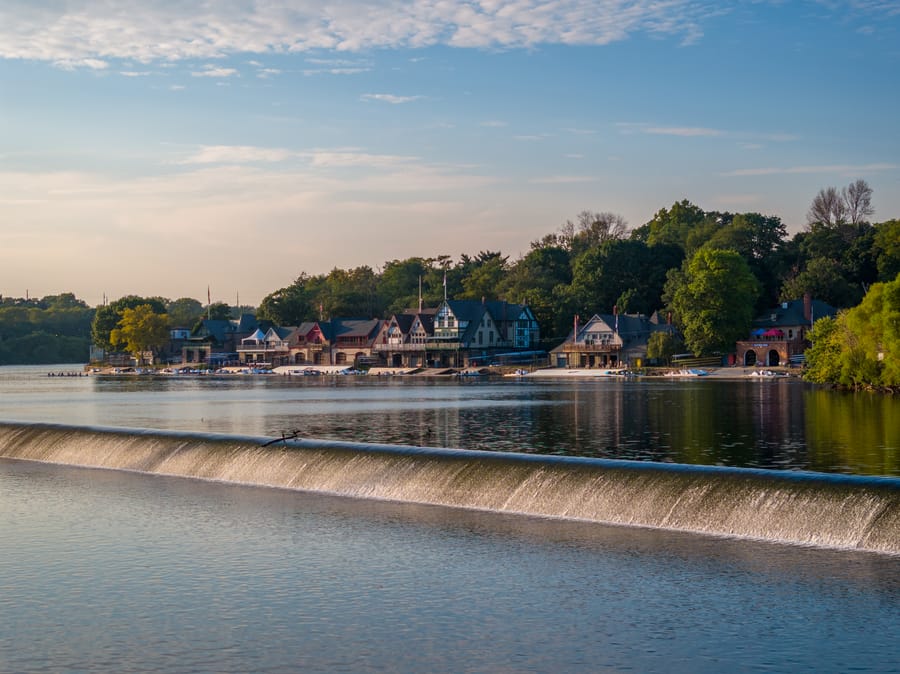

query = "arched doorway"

[
  {"left": 391, "top": 354, "right": 403, "bottom": 367},
  {"left": 335, "top": 352, "right": 347, "bottom": 365},
  {"left": 744, "top": 350, "right": 757, "bottom": 366},
  {"left": 767, "top": 350, "right": 780, "bottom": 366}
]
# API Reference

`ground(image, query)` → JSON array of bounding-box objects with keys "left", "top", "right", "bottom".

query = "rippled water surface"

[{"left": 2, "top": 460, "right": 898, "bottom": 674}]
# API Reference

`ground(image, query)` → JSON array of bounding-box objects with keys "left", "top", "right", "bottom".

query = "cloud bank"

[{"left": 0, "top": 0, "right": 716, "bottom": 66}]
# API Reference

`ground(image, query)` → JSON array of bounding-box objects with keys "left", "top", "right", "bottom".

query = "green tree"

[
  {"left": 458, "top": 252, "right": 508, "bottom": 301},
  {"left": 378, "top": 257, "right": 430, "bottom": 314},
  {"left": 642, "top": 199, "right": 706, "bottom": 251},
  {"left": 258, "top": 273, "right": 317, "bottom": 325},
  {"left": 207, "top": 302, "right": 232, "bottom": 320},
  {"left": 873, "top": 219, "right": 900, "bottom": 282},
  {"left": 500, "top": 244, "right": 572, "bottom": 340},
  {"left": 91, "top": 295, "right": 167, "bottom": 350},
  {"left": 805, "top": 273, "right": 900, "bottom": 389},
  {"left": 167, "top": 297, "right": 204, "bottom": 327},
  {"left": 569, "top": 240, "right": 682, "bottom": 319},
  {"left": 803, "top": 316, "right": 845, "bottom": 385},
  {"left": 703, "top": 212, "right": 788, "bottom": 308},
  {"left": 316, "top": 266, "right": 382, "bottom": 318},
  {"left": 109, "top": 305, "right": 170, "bottom": 365},
  {"left": 665, "top": 248, "right": 759, "bottom": 355},
  {"left": 780, "top": 257, "right": 861, "bottom": 308},
  {"left": 646, "top": 331, "right": 683, "bottom": 364}
]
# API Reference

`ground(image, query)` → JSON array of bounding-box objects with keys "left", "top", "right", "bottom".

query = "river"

[{"left": 0, "top": 365, "right": 898, "bottom": 673}]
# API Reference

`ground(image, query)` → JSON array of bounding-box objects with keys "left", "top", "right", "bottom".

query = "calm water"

[
  {"left": 2, "top": 459, "right": 899, "bottom": 674},
  {"left": 1, "top": 364, "right": 899, "bottom": 673},
  {"left": 0, "top": 365, "right": 897, "bottom": 476}
]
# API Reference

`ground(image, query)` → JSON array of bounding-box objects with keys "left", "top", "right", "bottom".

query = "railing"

[
  {"left": 559, "top": 343, "right": 622, "bottom": 352},
  {"left": 236, "top": 344, "right": 290, "bottom": 352},
  {"left": 373, "top": 343, "right": 456, "bottom": 352},
  {"left": 373, "top": 341, "right": 517, "bottom": 352}
]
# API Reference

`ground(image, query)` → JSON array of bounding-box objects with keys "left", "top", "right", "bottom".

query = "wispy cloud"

[
  {"left": 528, "top": 175, "right": 597, "bottom": 184},
  {"left": 175, "top": 144, "right": 425, "bottom": 170},
  {"left": 54, "top": 58, "right": 109, "bottom": 71},
  {"left": 178, "top": 146, "right": 295, "bottom": 165},
  {"left": 303, "top": 57, "right": 372, "bottom": 76},
  {"left": 618, "top": 122, "right": 723, "bottom": 137},
  {"left": 191, "top": 65, "right": 238, "bottom": 78},
  {"left": 722, "top": 162, "right": 898, "bottom": 177},
  {"left": 360, "top": 93, "right": 423, "bottom": 104},
  {"left": 618, "top": 122, "right": 799, "bottom": 143},
  {"left": 644, "top": 126, "right": 724, "bottom": 137}
]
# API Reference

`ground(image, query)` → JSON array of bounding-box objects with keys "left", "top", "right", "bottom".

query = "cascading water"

[{"left": 1, "top": 420, "right": 898, "bottom": 554}]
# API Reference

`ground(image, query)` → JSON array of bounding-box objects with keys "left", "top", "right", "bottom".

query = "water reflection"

[{"left": 0, "top": 366, "right": 896, "bottom": 476}]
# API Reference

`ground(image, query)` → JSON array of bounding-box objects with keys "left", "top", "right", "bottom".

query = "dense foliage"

[
  {"left": 2, "top": 180, "right": 896, "bottom": 368},
  {"left": 805, "top": 273, "right": 900, "bottom": 389},
  {"left": 0, "top": 294, "right": 94, "bottom": 364}
]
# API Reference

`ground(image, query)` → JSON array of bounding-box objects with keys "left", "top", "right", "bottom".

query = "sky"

[{"left": 1, "top": 1, "right": 898, "bottom": 308}]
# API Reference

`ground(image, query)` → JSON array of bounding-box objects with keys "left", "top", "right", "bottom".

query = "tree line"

[
  {"left": 257, "top": 180, "right": 899, "bottom": 356},
  {"left": 1, "top": 180, "right": 897, "bottom": 368}
]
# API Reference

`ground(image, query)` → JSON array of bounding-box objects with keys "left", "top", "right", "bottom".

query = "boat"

[{"left": 667, "top": 368, "right": 709, "bottom": 377}]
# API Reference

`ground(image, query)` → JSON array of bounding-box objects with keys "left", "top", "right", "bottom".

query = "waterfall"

[{"left": 1, "top": 421, "right": 898, "bottom": 554}]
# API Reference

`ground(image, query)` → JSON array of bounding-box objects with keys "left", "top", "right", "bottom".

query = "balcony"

[
  {"left": 559, "top": 342, "right": 621, "bottom": 353},
  {"left": 373, "top": 342, "right": 460, "bottom": 352},
  {"left": 237, "top": 343, "right": 290, "bottom": 353}
]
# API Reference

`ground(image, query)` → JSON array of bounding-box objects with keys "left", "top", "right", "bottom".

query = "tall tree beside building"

[
  {"left": 166, "top": 297, "right": 204, "bottom": 328},
  {"left": 873, "top": 219, "right": 900, "bottom": 282},
  {"left": 257, "top": 273, "right": 316, "bottom": 325},
  {"left": 91, "top": 295, "right": 167, "bottom": 351},
  {"left": 109, "top": 305, "right": 170, "bottom": 366},
  {"left": 632, "top": 199, "right": 706, "bottom": 251},
  {"left": 457, "top": 251, "right": 508, "bottom": 302},
  {"left": 500, "top": 243, "right": 572, "bottom": 340},
  {"left": 665, "top": 248, "right": 759, "bottom": 355},
  {"left": 805, "top": 272, "right": 900, "bottom": 389}
]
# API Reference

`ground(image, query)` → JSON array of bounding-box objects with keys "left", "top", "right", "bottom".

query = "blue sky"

[{"left": 1, "top": 1, "right": 898, "bottom": 307}]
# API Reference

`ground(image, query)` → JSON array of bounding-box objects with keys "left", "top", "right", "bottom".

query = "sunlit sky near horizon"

[{"left": 1, "top": 1, "right": 898, "bottom": 307}]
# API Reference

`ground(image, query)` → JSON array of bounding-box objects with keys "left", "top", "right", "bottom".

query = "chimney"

[{"left": 803, "top": 293, "right": 812, "bottom": 324}]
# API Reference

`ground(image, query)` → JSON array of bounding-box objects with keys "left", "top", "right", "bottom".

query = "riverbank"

[{"left": 83, "top": 363, "right": 799, "bottom": 380}]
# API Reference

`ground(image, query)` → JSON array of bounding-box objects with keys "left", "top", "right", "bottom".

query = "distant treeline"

[
  {"left": 3, "top": 182, "right": 899, "bottom": 365},
  {"left": 256, "top": 186, "right": 900, "bottom": 354},
  {"left": 0, "top": 294, "right": 95, "bottom": 364}
]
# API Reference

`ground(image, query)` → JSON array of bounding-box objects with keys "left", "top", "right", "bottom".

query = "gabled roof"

[
  {"left": 327, "top": 318, "right": 383, "bottom": 340},
  {"left": 413, "top": 312, "right": 434, "bottom": 333},
  {"left": 392, "top": 313, "right": 416, "bottom": 334},
  {"left": 235, "top": 313, "right": 258, "bottom": 332},
  {"left": 444, "top": 300, "right": 487, "bottom": 323},
  {"left": 267, "top": 326, "right": 294, "bottom": 340},
  {"left": 751, "top": 298, "right": 836, "bottom": 328},
  {"left": 484, "top": 300, "right": 528, "bottom": 323},
  {"left": 554, "top": 312, "right": 675, "bottom": 352}
]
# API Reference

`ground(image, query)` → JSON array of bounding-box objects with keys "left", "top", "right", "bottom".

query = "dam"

[{"left": 2, "top": 421, "right": 898, "bottom": 555}]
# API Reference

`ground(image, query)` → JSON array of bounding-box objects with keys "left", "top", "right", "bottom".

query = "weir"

[{"left": 1, "top": 421, "right": 898, "bottom": 555}]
